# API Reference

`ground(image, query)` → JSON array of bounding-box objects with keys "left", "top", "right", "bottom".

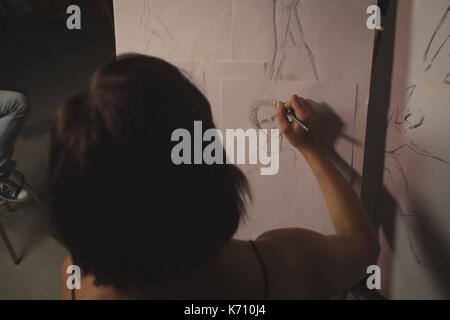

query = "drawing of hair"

[{"left": 249, "top": 99, "right": 278, "bottom": 130}]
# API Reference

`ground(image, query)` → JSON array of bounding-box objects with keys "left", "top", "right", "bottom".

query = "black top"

[{"left": 249, "top": 240, "right": 269, "bottom": 299}]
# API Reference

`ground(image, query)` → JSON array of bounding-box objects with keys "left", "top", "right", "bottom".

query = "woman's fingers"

[
  {"left": 276, "top": 101, "right": 291, "bottom": 134},
  {"left": 303, "top": 98, "right": 316, "bottom": 115},
  {"left": 276, "top": 95, "right": 319, "bottom": 151},
  {"left": 284, "top": 95, "right": 311, "bottom": 121}
]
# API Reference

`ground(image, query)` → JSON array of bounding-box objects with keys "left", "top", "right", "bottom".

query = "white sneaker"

[{"left": 0, "top": 179, "right": 30, "bottom": 203}]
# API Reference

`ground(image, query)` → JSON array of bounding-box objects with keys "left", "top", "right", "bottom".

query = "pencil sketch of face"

[{"left": 249, "top": 100, "right": 281, "bottom": 139}]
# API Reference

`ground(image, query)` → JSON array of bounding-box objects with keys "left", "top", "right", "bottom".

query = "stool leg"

[
  {"left": 0, "top": 220, "right": 20, "bottom": 265},
  {"left": 2, "top": 201, "right": 14, "bottom": 212},
  {"left": 23, "top": 182, "right": 42, "bottom": 205}
]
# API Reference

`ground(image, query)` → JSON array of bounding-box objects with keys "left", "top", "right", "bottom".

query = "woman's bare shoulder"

[
  {"left": 252, "top": 228, "right": 326, "bottom": 299},
  {"left": 59, "top": 256, "right": 129, "bottom": 300},
  {"left": 60, "top": 256, "right": 74, "bottom": 300}
]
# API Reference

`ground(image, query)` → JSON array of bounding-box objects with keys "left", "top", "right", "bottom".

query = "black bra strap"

[{"left": 249, "top": 240, "right": 269, "bottom": 299}]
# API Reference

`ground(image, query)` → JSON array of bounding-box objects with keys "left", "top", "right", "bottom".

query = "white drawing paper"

[
  {"left": 113, "top": 0, "right": 233, "bottom": 60},
  {"left": 113, "top": 0, "right": 376, "bottom": 183},
  {"left": 221, "top": 79, "right": 357, "bottom": 239},
  {"left": 171, "top": 60, "right": 266, "bottom": 125},
  {"left": 206, "top": 61, "right": 266, "bottom": 127}
]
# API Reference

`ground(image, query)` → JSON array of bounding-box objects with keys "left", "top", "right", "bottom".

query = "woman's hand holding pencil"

[{"left": 276, "top": 95, "right": 319, "bottom": 153}]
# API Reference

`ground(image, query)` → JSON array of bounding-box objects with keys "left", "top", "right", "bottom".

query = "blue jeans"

[{"left": 0, "top": 91, "right": 29, "bottom": 181}]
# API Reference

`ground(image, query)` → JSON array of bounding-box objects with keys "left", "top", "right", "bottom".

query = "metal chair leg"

[
  {"left": 23, "top": 182, "right": 43, "bottom": 205},
  {"left": 2, "top": 201, "right": 14, "bottom": 212},
  {"left": 0, "top": 166, "right": 42, "bottom": 266},
  {"left": 0, "top": 220, "right": 20, "bottom": 265}
]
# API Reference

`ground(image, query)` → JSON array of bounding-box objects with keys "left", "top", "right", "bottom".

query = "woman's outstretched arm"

[{"left": 255, "top": 95, "right": 379, "bottom": 299}]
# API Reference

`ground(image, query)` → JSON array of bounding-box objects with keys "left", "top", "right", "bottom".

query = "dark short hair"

[{"left": 49, "top": 54, "right": 250, "bottom": 294}]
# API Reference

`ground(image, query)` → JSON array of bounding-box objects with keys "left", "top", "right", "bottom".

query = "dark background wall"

[
  {"left": 0, "top": 0, "right": 116, "bottom": 299},
  {"left": 0, "top": 0, "right": 115, "bottom": 134}
]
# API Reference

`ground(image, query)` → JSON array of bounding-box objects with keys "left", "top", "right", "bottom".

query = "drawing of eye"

[
  {"left": 271, "top": 115, "right": 277, "bottom": 122},
  {"left": 261, "top": 119, "right": 269, "bottom": 125}
]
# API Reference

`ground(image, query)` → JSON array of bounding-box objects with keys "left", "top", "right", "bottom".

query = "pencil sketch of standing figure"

[
  {"left": 140, "top": 0, "right": 178, "bottom": 55},
  {"left": 423, "top": 4, "right": 450, "bottom": 73},
  {"left": 267, "top": 0, "right": 319, "bottom": 81}
]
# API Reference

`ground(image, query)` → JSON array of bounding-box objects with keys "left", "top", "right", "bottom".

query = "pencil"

[{"left": 275, "top": 101, "right": 311, "bottom": 133}]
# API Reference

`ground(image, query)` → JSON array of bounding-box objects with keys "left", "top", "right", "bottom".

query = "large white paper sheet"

[
  {"left": 221, "top": 79, "right": 357, "bottom": 239},
  {"left": 113, "top": 0, "right": 233, "bottom": 60},
  {"left": 114, "top": 0, "right": 374, "bottom": 103},
  {"left": 171, "top": 61, "right": 266, "bottom": 125},
  {"left": 113, "top": 0, "right": 376, "bottom": 186},
  {"left": 207, "top": 61, "right": 266, "bottom": 127},
  {"left": 230, "top": 0, "right": 375, "bottom": 103}
]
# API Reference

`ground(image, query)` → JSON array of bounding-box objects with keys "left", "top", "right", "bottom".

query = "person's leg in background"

[{"left": 0, "top": 90, "right": 30, "bottom": 203}]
